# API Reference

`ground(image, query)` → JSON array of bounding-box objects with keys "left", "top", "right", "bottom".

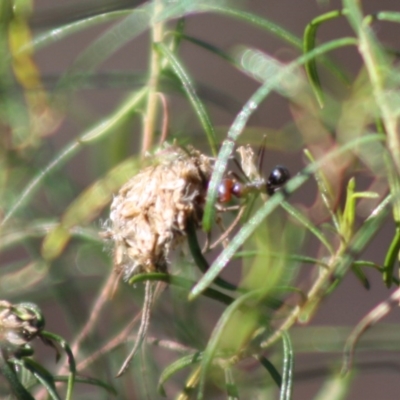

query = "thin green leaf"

[
  {"left": 155, "top": 42, "right": 217, "bottom": 155},
  {"left": 128, "top": 273, "right": 235, "bottom": 306},
  {"left": 0, "top": 221, "right": 101, "bottom": 252},
  {"left": 54, "top": 375, "right": 117, "bottom": 395},
  {"left": 179, "top": 34, "right": 236, "bottom": 65},
  {"left": 54, "top": 3, "right": 151, "bottom": 90},
  {"left": 280, "top": 332, "right": 294, "bottom": 400},
  {"left": 0, "top": 2, "right": 30, "bottom": 148},
  {"left": 303, "top": 148, "right": 340, "bottom": 232},
  {"left": 383, "top": 155, "right": 400, "bottom": 286},
  {"left": 352, "top": 260, "right": 382, "bottom": 270},
  {"left": 374, "top": 11, "right": 400, "bottom": 23},
  {"left": 303, "top": 10, "right": 348, "bottom": 107},
  {"left": 235, "top": 251, "right": 329, "bottom": 268},
  {"left": 56, "top": 1, "right": 226, "bottom": 92},
  {"left": 351, "top": 263, "right": 370, "bottom": 290},
  {"left": 0, "top": 352, "right": 35, "bottom": 400},
  {"left": 206, "top": 4, "right": 350, "bottom": 85},
  {"left": 340, "top": 177, "right": 357, "bottom": 243},
  {"left": 186, "top": 217, "right": 238, "bottom": 291},
  {"left": 157, "top": 352, "right": 202, "bottom": 396},
  {"left": 10, "top": 358, "right": 61, "bottom": 400},
  {"left": 169, "top": 17, "right": 186, "bottom": 52},
  {"left": 344, "top": 0, "right": 400, "bottom": 174},
  {"left": 32, "top": 10, "right": 132, "bottom": 51},
  {"left": 224, "top": 367, "right": 239, "bottom": 400},
  {"left": 207, "top": 5, "right": 301, "bottom": 48},
  {"left": 281, "top": 201, "right": 334, "bottom": 255},
  {"left": 203, "top": 37, "right": 358, "bottom": 231},
  {"left": 313, "top": 371, "right": 354, "bottom": 400},
  {"left": 40, "top": 331, "right": 76, "bottom": 400},
  {"left": 383, "top": 227, "right": 400, "bottom": 287},
  {"left": 255, "top": 355, "right": 282, "bottom": 388},
  {"left": 335, "top": 191, "right": 391, "bottom": 280},
  {"left": 197, "top": 289, "right": 263, "bottom": 399}
]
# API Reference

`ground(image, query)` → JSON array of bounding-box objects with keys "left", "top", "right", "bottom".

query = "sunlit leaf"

[{"left": 42, "top": 157, "right": 139, "bottom": 260}]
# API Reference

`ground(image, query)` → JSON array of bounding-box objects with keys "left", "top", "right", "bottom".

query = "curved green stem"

[
  {"left": 280, "top": 332, "right": 294, "bottom": 400},
  {"left": 186, "top": 218, "right": 238, "bottom": 291},
  {"left": 128, "top": 272, "right": 235, "bottom": 306},
  {"left": 303, "top": 9, "right": 348, "bottom": 107}
]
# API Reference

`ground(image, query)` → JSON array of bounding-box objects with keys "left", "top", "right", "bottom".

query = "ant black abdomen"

[{"left": 266, "top": 165, "right": 290, "bottom": 196}]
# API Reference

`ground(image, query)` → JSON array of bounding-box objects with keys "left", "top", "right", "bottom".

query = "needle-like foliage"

[{"left": 1, "top": 1, "right": 400, "bottom": 399}]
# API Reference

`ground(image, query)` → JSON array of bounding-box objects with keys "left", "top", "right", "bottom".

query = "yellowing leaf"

[{"left": 41, "top": 157, "right": 139, "bottom": 260}]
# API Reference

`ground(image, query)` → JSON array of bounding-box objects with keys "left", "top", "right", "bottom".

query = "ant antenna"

[
  {"left": 232, "top": 157, "right": 251, "bottom": 183},
  {"left": 257, "top": 134, "right": 268, "bottom": 174}
]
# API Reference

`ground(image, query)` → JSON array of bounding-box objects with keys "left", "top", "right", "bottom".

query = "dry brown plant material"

[
  {"left": 0, "top": 301, "right": 43, "bottom": 359},
  {"left": 105, "top": 143, "right": 212, "bottom": 279}
]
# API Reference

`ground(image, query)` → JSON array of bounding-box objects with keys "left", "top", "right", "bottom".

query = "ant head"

[{"left": 266, "top": 165, "right": 290, "bottom": 195}]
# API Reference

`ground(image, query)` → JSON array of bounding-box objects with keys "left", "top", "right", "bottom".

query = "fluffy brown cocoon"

[{"left": 106, "top": 144, "right": 212, "bottom": 280}]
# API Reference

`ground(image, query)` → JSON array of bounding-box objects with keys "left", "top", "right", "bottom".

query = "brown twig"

[{"left": 342, "top": 287, "right": 400, "bottom": 374}]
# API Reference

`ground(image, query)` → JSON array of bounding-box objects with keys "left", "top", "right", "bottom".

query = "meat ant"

[
  {"left": 217, "top": 144, "right": 290, "bottom": 204},
  {"left": 217, "top": 165, "right": 290, "bottom": 203},
  {"left": 206, "top": 145, "right": 290, "bottom": 251}
]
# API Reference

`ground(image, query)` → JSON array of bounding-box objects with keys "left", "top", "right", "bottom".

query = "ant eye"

[{"left": 266, "top": 165, "right": 290, "bottom": 195}]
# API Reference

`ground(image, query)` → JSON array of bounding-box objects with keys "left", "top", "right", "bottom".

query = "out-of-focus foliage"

[{"left": 1, "top": 0, "right": 400, "bottom": 399}]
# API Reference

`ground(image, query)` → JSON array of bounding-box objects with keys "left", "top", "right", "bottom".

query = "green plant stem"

[
  {"left": 260, "top": 193, "right": 389, "bottom": 351},
  {"left": 303, "top": 9, "right": 348, "bottom": 107},
  {"left": 344, "top": 0, "right": 400, "bottom": 174},
  {"left": 280, "top": 332, "right": 294, "bottom": 400},
  {"left": 141, "top": 0, "right": 165, "bottom": 154}
]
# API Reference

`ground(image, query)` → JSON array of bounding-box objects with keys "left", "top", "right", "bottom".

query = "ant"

[
  {"left": 218, "top": 165, "right": 290, "bottom": 203},
  {"left": 207, "top": 145, "right": 290, "bottom": 251},
  {"left": 217, "top": 144, "right": 290, "bottom": 204}
]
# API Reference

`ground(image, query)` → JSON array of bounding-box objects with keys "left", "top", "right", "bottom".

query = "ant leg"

[
  {"left": 202, "top": 204, "right": 241, "bottom": 253},
  {"left": 210, "top": 205, "right": 246, "bottom": 250},
  {"left": 215, "top": 203, "right": 241, "bottom": 212},
  {"left": 202, "top": 231, "right": 212, "bottom": 253},
  {"left": 216, "top": 215, "right": 230, "bottom": 248}
]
